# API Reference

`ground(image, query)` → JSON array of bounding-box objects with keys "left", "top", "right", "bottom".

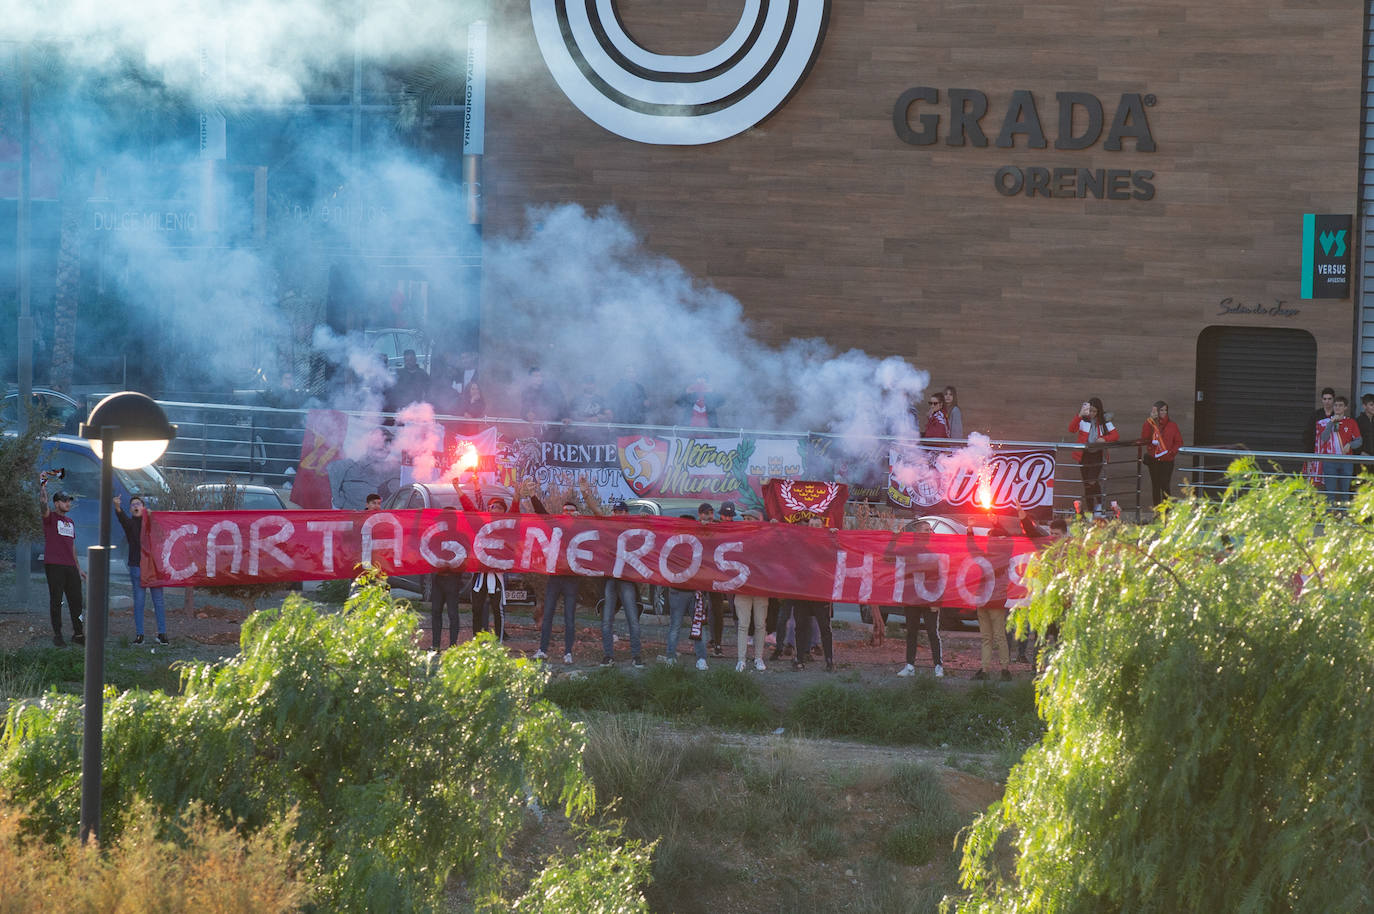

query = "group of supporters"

[
  {"left": 1064, "top": 397, "right": 1183, "bottom": 516},
  {"left": 1304, "top": 387, "right": 1374, "bottom": 500}
]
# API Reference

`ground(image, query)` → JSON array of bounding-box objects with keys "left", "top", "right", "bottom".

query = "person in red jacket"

[
  {"left": 921, "top": 393, "right": 950, "bottom": 439},
  {"left": 1139, "top": 400, "right": 1183, "bottom": 507},
  {"left": 1068, "top": 397, "right": 1118, "bottom": 515}
]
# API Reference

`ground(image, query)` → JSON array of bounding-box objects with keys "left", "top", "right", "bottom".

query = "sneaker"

[
  {"left": 656, "top": 655, "right": 675, "bottom": 665},
  {"left": 791, "top": 659, "right": 805, "bottom": 672},
  {"left": 736, "top": 660, "right": 746, "bottom": 673},
  {"left": 563, "top": 653, "right": 574, "bottom": 665},
  {"left": 934, "top": 664, "right": 944, "bottom": 678},
  {"left": 157, "top": 633, "right": 169, "bottom": 645},
  {"left": 600, "top": 656, "right": 614, "bottom": 667},
  {"left": 695, "top": 658, "right": 708, "bottom": 671},
  {"left": 632, "top": 656, "right": 646, "bottom": 669},
  {"left": 754, "top": 658, "right": 767, "bottom": 672},
  {"left": 51, "top": 634, "right": 65, "bottom": 647},
  {"left": 72, "top": 633, "right": 85, "bottom": 645},
  {"left": 973, "top": 670, "right": 989, "bottom": 681},
  {"left": 712, "top": 643, "right": 725, "bottom": 658},
  {"left": 1000, "top": 669, "right": 1013, "bottom": 681},
  {"left": 133, "top": 634, "right": 144, "bottom": 645},
  {"left": 532, "top": 650, "right": 548, "bottom": 660},
  {"left": 897, "top": 663, "right": 916, "bottom": 677}
]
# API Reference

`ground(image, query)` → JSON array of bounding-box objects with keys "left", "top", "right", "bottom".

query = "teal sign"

[{"left": 1301, "top": 213, "right": 1351, "bottom": 300}]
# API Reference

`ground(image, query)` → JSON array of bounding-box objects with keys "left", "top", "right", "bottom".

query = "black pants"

[
  {"left": 792, "top": 600, "right": 833, "bottom": 664},
  {"left": 1080, "top": 452, "right": 1105, "bottom": 513},
  {"left": 472, "top": 588, "right": 504, "bottom": 641},
  {"left": 1146, "top": 458, "right": 1174, "bottom": 507},
  {"left": 903, "top": 607, "right": 942, "bottom": 666},
  {"left": 45, "top": 563, "right": 84, "bottom": 638},
  {"left": 431, "top": 573, "right": 464, "bottom": 648},
  {"left": 708, "top": 592, "right": 727, "bottom": 647}
]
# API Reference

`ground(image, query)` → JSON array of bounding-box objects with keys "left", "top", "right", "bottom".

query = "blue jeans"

[
  {"left": 129, "top": 565, "right": 166, "bottom": 637},
  {"left": 601, "top": 579, "right": 642, "bottom": 658},
  {"left": 1325, "top": 460, "right": 1353, "bottom": 501},
  {"left": 540, "top": 575, "right": 579, "bottom": 655},
  {"left": 665, "top": 588, "right": 707, "bottom": 662}
]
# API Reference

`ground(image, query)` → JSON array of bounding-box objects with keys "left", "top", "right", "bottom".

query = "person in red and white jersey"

[
  {"left": 1068, "top": 397, "right": 1119, "bottom": 515},
  {"left": 1315, "top": 395, "right": 1363, "bottom": 502}
]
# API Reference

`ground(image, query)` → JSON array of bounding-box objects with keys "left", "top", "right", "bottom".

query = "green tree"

[
  {"left": 950, "top": 462, "right": 1374, "bottom": 914},
  {"left": 0, "top": 407, "right": 56, "bottom": 546},
  {"left": 1, "top": 571, "right": 646, "bottom": 912}
]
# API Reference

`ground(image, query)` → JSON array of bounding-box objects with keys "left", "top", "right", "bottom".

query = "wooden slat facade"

[{"left": 480, "top": 0, "right": 1363, "bottom": 442}]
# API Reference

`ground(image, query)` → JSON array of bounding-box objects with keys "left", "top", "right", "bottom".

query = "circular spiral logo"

[{"left": 531, "top": 0, "right": 832, "bottom": 145}]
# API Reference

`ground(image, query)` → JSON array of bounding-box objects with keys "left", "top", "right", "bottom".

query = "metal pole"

[
  {"left": 79, "top": 427, "right": 115, "bottom": 844},
  {"left": 16, "top": 43, "right": 33, "bottom": 606}
]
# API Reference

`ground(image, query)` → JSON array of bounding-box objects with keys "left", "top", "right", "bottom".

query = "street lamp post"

[{"left": 78, "top": 392, "right": 175, "bottom": 844}]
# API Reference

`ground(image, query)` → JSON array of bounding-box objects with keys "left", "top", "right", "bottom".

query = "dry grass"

[{"left": 0, "top": 800, "right": 307, "bottom": 914}]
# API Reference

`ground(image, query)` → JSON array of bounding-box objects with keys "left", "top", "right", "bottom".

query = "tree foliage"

[
  {"left": 0, "top": 407, "right": 56, "bottom": 547},
  {"left": 950, "top": 463, "right": 1374, "bottom": 914},
  {"left": 0, "top": 571, "right": 644, "bottom": 912}
]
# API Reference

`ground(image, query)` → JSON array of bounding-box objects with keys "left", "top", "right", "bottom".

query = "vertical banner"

[{"left": 1301, "top": 213, "right": 1351, "bottom": 300}]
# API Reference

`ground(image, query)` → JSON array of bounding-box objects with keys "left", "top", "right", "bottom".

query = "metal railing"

[{"left": 145, "top": 398, "right": 1374, "bottom": 519}]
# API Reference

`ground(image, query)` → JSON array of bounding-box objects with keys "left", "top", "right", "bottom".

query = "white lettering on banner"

[
  {"left": 206, "top": 520, "right": 244, "bottom": 578},
  {"left": 613, "top": 528, "right": 655, "bottom": 579},
  {"left": 910, "top": 554, "right": 949, "bottom": 603},
  {"left": 249, "top": 516, "right": 296, "bottom": 576},
  {"left": 361, "top": 513, "right": 404, "bottom": 566},
  {"left": 955, "top": 557, "right": 996, "bottom": 607},
  {"left": 163, "top": 524, "right": 200, "bottom": 581},
  {"left": 307, "top": 519, "right": 355, "bottom": 572},
  {"left": 832, "top": 550, "right": 875, "bottom": 601},
  {"left": 713, "top": 542, "right": 749, "bottom": 591},
  {"left": 474, "top": 518, "right": 517, "bottom": 569},
  {"left": 659, "top": 534, "right": 703, "bottom": 584},
  {"left": 567, "top": 530, "right": 600, "bottom": 575},
  {"left": 892, "top": 556, "right": 907, "bottom": 603},
  {"left": 522, "top": 526, "right": 565, "bottom": 574},
  {"left": 420, "top": 521, "right": 468, "bottom": 568}
]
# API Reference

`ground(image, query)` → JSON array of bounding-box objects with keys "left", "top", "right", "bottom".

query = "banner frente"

[{"left": 140, "top": 509, "right": 1043, "bottom": 610}]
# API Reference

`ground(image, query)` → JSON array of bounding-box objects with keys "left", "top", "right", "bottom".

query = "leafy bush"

[
  {"left": 0, "top": 570, "right": 645, "bottom": 913},
  {"left": 952, "top": 465, "right": 1374, "bottom": 913},
  {"left": 0, "top": 798, "right": 306, "bottom": 913}
]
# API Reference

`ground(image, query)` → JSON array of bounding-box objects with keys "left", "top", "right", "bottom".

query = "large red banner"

[{"left": 141, "top": 510, "right": 1041, "bottom": 609}]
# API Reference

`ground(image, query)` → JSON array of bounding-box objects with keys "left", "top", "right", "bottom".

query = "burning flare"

[
  {"left": 976, "top": 470, "right": 994, "bottom": 510},
  {"left": 453, "top": 443, "right": 480, "bottom": 474}
]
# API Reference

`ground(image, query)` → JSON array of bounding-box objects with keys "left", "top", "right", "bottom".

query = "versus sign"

[
  {"left": 1300, "top": 214, "right": 1351, "bottom": 300},
  {"left": 530, "top": 0, "right": 831, "bottom": 145},
  {"left": 893, "top": 88, "right": 1158, "bottom": 200}
]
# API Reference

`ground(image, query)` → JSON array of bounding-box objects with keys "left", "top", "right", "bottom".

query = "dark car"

[
  {"left": 380, "top": 482, "right": 534, "bottom": 604},
  {"left": 2, "top": 387, "right": 82, "bottom": 435}
]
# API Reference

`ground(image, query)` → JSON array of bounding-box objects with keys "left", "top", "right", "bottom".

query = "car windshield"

[
  {"left": 118, "top": 464, "right": 167, "bottom": 500},
  {"left": 240, "top": 491, "right": 285, "bottom": 510}
]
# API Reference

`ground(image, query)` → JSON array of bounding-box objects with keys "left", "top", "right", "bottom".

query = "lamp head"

[{"left": 80, "top": 392, "right": 177, "bottom": 470}]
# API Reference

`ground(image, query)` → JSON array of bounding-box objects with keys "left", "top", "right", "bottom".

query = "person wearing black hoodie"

[{"left": 114, "top": 494, "right": 168, "bottom": 645}]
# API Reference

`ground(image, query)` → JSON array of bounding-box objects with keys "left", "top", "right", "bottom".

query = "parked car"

[
  {"left": 380, "top": 482, "right": 534, "bottom": 604},
  {"left": 2, "top": 387, "right": 82, "bottom": 435},
  {"left": 365, "top": 328, "right": 432, "bottom": 373},
  {"left": 859, "top": 514, "right": 981, "bottom": 629},
  {"left": 14, "top": 434, "right": 170, "bottom": 571},
  {"left": 193, "top": 483, "right": 289, "bottom": 511}
]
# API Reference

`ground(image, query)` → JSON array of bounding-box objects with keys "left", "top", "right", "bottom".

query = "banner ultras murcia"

[{"left": 139, "top": 510, "right": 1041, "bottom": 609}]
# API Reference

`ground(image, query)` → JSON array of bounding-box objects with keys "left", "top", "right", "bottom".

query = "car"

[
  {"left": 380, "top": 482, "right": 534, "bottom": 603},
  {"left": 365, "top": 328, "right": 432, "bottom": 373},
  {"left": 2, "top": 387, "right": 82, "bottom": 435},
  {"left": 192, "top": 483, "right": 289, "bottom": 511},
  {"left": 13, "top": 434, "right": 170, "bottom": 572}
]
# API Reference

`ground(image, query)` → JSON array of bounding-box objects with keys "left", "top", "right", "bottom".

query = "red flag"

[{"left": 762, "top": 479, "right": 848, "bottom": 527}]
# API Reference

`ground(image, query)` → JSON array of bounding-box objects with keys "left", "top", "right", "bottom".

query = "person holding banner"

[
  {"left": 790, "top": 519, "right": 835, "bottom": 672},
  {"left": 659, "top": 515, "right": 711, "bottom": 670},
  {"left": 1069, "top": 397, "right": 1118, "bottom": 516},
  {"left": 536, "top": 499, "right": 583, "bottom": 664},
  {"left": 601, "top": 501, "right": 645, "bottom": 668}
]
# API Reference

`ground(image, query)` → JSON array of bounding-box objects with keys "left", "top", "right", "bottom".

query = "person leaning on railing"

[
  {"left": 1138, "top": 401, "right": 1183, "bottom": 507},
  {"left": 1068, "top": 397, "right": 1118, "bottom": 516}
]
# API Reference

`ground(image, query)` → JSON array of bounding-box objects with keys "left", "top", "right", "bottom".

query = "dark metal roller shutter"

[{"left": 1195, "top": 326, "right": 1317, "bottom": 452}]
